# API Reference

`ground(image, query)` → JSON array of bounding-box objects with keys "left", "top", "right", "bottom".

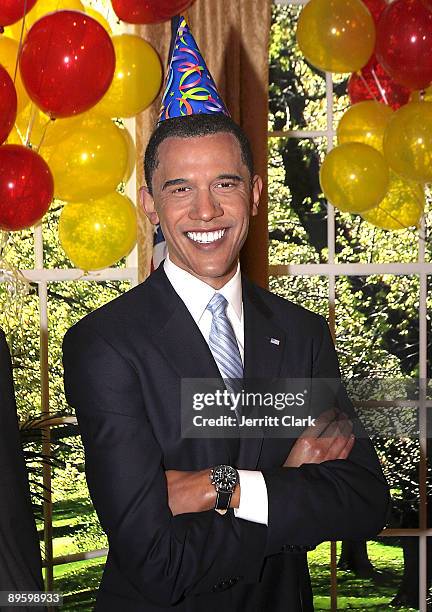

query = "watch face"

[{"left": 211, "top": 465, "right": 238, "bottom": 491}]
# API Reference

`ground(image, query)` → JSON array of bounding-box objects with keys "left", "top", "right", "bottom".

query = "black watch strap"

[{"left": 215, "top": 490, "right": 232, "bottom": 514}]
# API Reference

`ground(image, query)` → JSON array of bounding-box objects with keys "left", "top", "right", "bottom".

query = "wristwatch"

[{"left": 209, "top": 464, "right": 239, "bottom": 515}]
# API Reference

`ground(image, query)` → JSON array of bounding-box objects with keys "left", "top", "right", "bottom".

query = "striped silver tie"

[{"left": 207, "top": 293, "right": 243, "bottom": 394}]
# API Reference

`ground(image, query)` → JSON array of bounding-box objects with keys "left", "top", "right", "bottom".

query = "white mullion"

[
  {"left": 274, "top": 0, "right": 307, "bottom": 4},
  {"left": 124, "top": 115, "right": 139, "bottom": 289},
  {"left": 46, "top": 548, "right": 109, "bottom": 567},
  {"left": 324, "top": 68, "right": 337, "bottom": 612},
  {"left": 269, "top": 130, "right": 329, "bottom": 138},
  {"left": 418, "top": 214, "right": 428, "bottom": 611},
  {"left": 0, "top": 268, "right": 138, "bottom": 282},
  {"left": 124, "top": 21, "right": 140, "bottom": 287},
  {"left": 270, "top": 263, "right": 432, "bottom": 275}
]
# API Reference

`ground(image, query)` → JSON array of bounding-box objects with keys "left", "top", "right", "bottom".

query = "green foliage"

[{"left": 0, "top": 3, "right": 428, "bottom": 608}]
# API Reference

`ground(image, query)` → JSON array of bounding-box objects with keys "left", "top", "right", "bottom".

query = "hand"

[
  {"left": 165, "top": 469, "right": 214, "bottom": 516},
  {"left": 283, "top": 408, "right": 355, "bottom": 468},
  {"left": 165, "top": 468, "right": 241, "bottom": 516}
]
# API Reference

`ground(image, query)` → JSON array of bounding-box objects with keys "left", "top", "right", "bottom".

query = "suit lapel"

[
  {"left": 238, "top": 277, "right": 286, "bottom": 469},
  {"left": 149, "top": 267, "right": 236, "bottom": 459}
]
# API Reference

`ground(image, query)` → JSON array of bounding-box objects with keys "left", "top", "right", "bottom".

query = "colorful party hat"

[{"left": 158, "top": 16, "right": 230, "bottom": 123}]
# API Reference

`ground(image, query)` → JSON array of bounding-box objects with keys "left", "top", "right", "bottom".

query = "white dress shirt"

[{"left": 164, "top": 255, "right": 268, "bottom": 525}]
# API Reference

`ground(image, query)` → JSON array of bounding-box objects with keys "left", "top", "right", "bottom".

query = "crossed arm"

[{"left": 166, "top": 408, "right": 355, "bottom": 515}]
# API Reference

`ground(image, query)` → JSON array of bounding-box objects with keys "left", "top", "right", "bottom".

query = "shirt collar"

[{"left": 163, "top": 254, "right": 242, "bottom": 325}]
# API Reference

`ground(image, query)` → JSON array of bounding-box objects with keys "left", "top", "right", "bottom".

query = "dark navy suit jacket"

[{"left": 63, "top": 266, "right": 390, "bottom": 611}]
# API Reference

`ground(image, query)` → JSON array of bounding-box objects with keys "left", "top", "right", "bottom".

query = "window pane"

[
  {"left": 309, "top": 541, "right": 331, "bottom": 611},
  {"left": 54, "top": 557, "right": 105, "bottom": 611},
  {"left": 269, "top": 275, "right": 328, "bottom": 318},
  {"left": 336, "top": 537, "right": 414, "bottom": 611},
  {"left": 335, "top": 275, "right": 419, "bottom": 379},
  {"left": 51, "top": 432, "right": 107, "bottom": 561},
  {"left": 270, "top": 4, "right": 326, "bottom": 132},
  {"left": 335, "top": 210, "right": 421, "bottom": 264},
  {"left": 48, "top": 279, "right": 131, "bottom": 414},
  {"left": 269, "top": 137, "right": 327, "bottom": 265}
]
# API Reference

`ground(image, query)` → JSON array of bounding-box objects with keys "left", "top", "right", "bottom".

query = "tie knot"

[{"left": 206, "top": 293, "right": 228, "bottom": 316}]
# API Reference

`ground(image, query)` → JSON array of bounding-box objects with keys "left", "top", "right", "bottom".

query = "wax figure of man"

[
  {"left": 0, "top": 328, "right": 45, "bottom": 608},
  {"left": 63, "top": 18, "right": 390, "bottom": 612}
]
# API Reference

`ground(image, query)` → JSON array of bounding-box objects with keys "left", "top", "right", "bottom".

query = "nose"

[{"left": 188, "top": 188, "right": 223, "bottom": 221}]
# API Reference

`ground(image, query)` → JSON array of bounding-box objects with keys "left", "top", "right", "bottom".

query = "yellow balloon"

[
  {"left": 337, "top": 101, "right": 393, "bottom": 153},
  {"left": 43, "top": 114, "right": 128, "bottom": 201},
  {"left": 362, "top": 172, "right": 424, "bottom": 230},
  {"left": 59, "top": 192, "right": 137, "bottom": 271},
  {"left": 0, "top": 36, "right": 29, "bottom": 113},
  {"left": 296, "top": 0, "right": 375, "bottom": 73},
  {"left": 5, "top": 125, "right": 22, "bottom": 145},
  {"left": 119, "top": 126, "right": 136, "bottom": 183},
  {"left": 85, "top": 7, "right": 112, "bottom": 33},
  {"left": 93, "top": 34, "right": 162, "bottom": 118},
  {"left": 383, "top": 101, "right": 432, "bottom": 183},
  {"left": 320, "top": 143, "right": 389, "bottom": 213},
  {"left": 7, "top": 0, "right": 84, "bottom": 39}
]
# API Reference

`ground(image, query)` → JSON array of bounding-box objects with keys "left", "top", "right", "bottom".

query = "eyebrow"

[
  {"left": 161, "top": 174, "right": 244, "bottom": 192},
  {"left": 161, "top": 178, "right": 187, "bottom": 191},
  {"left": 216, "top": 174, "right": 244, "bottom": 182}
]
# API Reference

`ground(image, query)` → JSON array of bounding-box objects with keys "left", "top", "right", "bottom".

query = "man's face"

[{"left": 141, "top": 132, "right": 262, "bottom": 289}]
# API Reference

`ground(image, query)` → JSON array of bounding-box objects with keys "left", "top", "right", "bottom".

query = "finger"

[
  {"left": 338, "top": 434, "right": 355, "bottom": 459},
  {"left": 326, "top": 432, "right": 355, "bottom": 461},
  {"left": 323, "top": 432, "right": 352, "bottom": 459},
  {"left": 312, "top": 420, "right": 341, "bottom": 454},
  {"left": 336, "top": 414, "right": 353, "bottom": 438},
  {"left": 298, "top": 408, "right": 338, "bottom": 439},
  {"left": 320, "top": 417, "right": 353, "bottom": 459}
]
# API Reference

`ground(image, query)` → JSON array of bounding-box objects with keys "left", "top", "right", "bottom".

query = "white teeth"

[{"left": 187, "top": 229, "right": 226, "bottom": 244}]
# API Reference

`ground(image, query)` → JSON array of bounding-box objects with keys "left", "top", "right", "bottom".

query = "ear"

[
  {"left": 139, "top": 185, "right": 160, "bottom": 226},
  {"left": 250, "top": 175, "right": 263, "bottom": 217}
]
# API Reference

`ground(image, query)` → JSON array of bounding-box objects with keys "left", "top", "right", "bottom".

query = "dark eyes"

[
  {"left": 217, "top": 181, "right": 236, "bottom": 188},
  {"left": 171, "top": 181, "right": 238, "bottom": 194},
  {"left": 172, "top": 186, "right": 190, "bottom": 193}
]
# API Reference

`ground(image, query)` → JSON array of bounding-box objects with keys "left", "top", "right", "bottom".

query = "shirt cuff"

[{"left": 234, "top": 470, "right": 268, "bottom": 525}]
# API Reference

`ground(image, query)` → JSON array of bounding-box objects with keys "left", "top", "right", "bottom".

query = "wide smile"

[{"left": 185, "top": 228, "right": 227, "bottom": 246}]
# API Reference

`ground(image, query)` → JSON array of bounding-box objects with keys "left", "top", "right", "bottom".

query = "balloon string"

[
  {"left": 373, "top": 190, "right": 425, "bottom": 233},
  {"left": 358, "top": 71, "right": 380, "bottom": 104},
  {"left": 14, "top": 123, "right": 25, "bottom": 145},
  {"left": 14, "top": 0, "right": 28, "bottom": 83},
  {"left": 24, "top": 103, "right": 37, "bottom": 146},
  {"left": 371, "top": 68, "right": 389, "bottom": 105},
  {"left": 35, "top": 116, "right": 54, "bottom": 152},
  {"left": 374, "top": 204, "right": 405, "bottom": 230}
]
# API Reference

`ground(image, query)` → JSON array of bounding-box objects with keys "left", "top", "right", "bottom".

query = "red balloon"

[
  {"left": 0, "top": 0, "right": 37, "bottom": 27},
  {"left": 0, "top": 65, "right": 17, "bottom": 144},
  {"left": 111, "top": 0, "right": 194, "bottom": 24},
  {"left": 19, "top": 11, "right": 115, "bottom": 118},
  {"left": 348, "top": 56, "right": 411, "bottom": 110},
  {"left": 0, "top": 145, "right": 54, "bottom": 231},
  {"left": 361, "top": 0, "right": 386, "bottom": 23},
  {"left": 421, "top": 0, "right": 432, "bottom": 11},
  {"left": 376, "top": 0, "right": 432, "bottom": 91}
]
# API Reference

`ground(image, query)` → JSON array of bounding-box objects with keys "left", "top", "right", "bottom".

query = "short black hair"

[{"left": 144, "top": 114, "right": 254, "bottom": 194}]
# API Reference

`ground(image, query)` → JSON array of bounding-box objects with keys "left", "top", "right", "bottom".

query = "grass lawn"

[{"left": 309, "top": 540, "right": 418, "bottom": 611}]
